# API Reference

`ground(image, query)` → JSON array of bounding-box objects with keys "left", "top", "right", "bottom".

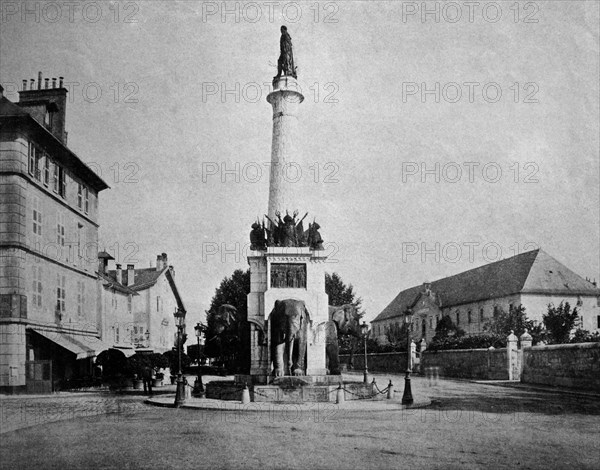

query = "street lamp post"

[
  {"left": 402, "top": 308, "right": 414, "bottom": 405},
  {"left": 360, "top": 321, "right": 370, "bottom": 384},
  {"left": 193, "top": 322, "right": 205, "bottom": 397},
  {"left": 173, "top": 308, "right": 187, "bottom": 407}
]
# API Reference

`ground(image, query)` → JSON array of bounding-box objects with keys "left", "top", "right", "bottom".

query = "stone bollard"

[
  {"left": 336, "top": 384, "right": 345, "bottom": 404},
  {"left": 387, "top": 380, "right": 394, "bottom": 399},
  {"left": 241, "top": 383, "right": 251, "bottom": 405}
]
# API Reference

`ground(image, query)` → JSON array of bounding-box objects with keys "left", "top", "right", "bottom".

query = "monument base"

[{"left": 206, "top": 378, "right": 374, "bottom": 403}]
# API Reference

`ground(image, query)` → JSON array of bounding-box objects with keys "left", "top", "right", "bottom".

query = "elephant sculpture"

[
  {"left": 270, "top": 299, "right": 309, "bottom": 376},
  {"left": 326, "top": 304, "right": 362, "bottom": 375}
]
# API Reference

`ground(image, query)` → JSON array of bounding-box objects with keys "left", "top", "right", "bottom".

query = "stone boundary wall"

[
  {"left": 522, "top": 342, "right": 600, "bottom": 392},
  {"left": 421, "top": 348, "right": 509, "bottom": 380},
  {"left": 339, "top": 353, "right": 408, "bottom": 373}
]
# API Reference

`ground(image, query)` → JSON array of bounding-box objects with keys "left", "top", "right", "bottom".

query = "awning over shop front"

[
  {"left": 30, "top": 328, "right": 114, "bottom": 360},
  {"left": 111, "top": 346, "right": 136, "bottom": 358}
]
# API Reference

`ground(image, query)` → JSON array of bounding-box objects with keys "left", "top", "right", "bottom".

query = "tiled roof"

[
  {"left": 98, "top": 272, "right": 137, "bottom": 295},
  {"left": 107, "top": 267, "right": 166, "bottom": 291},
  {"left": 373, "top": 249, "right": 599, "bottom": 323}
]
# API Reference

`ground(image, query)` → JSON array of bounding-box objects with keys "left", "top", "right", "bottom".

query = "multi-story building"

[
  {"left": 106, "top": 253, "right": 186, "bottom": 354},
  {"left": 372, "top": 249, "right": 600, "bottom": 344},
  {"left": 97, "top": 251, "right": 138, "bottom": 357},
  {"left": 0, "top": 75, "right": 110, "bottom": 393}
]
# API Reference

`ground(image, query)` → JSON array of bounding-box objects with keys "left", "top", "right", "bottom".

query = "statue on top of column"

[{"left": 276, "top": 25, "right": 297, "bottom": 79}]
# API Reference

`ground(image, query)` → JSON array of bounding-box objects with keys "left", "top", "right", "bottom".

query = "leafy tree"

[
  {"left": 432, "top": 315, "right": 464, "bottom": 343},
  {"left": 205, "top": 269, "right": 250, "bottom": 360},
  {"left": 484, "top": 304, "right": 536, "bottom": 338},
  {"left": 162, "top": 349, "right": 191, "bottom": 375},
  {"left": 570, "top": 329, "right": 600, "bottom": 343},
  {"left": 385, "top": 322, "right": 409, "bottom": 350},
  {"left": 325, "top": 272, "right": 362, "bottom": 310},
  {"left": 543, "top": 302, "right": 579, "bottom": 344}
]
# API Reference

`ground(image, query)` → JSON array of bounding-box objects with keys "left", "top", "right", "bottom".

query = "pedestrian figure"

[{"left": 142, "top": 365, "right": 153, "bottom": 396}]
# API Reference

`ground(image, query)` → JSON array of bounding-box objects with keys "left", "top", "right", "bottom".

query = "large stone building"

[
  {"left": 0, "top": 76, "right": 110, "bottom": 393},
  {"left": 372, "top": 249, "right": 600, "bottom": 344},
  {"left": 0, "top": 76, "right": 186, "bottom": 393}
]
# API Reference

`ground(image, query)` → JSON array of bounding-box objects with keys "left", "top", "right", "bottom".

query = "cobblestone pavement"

[{"left": 1, "top": 374, "right": 599, "bottom": 469}]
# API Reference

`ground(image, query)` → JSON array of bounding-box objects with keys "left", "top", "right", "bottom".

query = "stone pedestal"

[{"left": 247, "top": 247, "right": 329, "bottom": 382}]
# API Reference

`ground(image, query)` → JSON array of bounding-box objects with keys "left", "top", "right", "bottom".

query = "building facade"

[
  {"left": 1, "top": 76, "right": 187, "bottom": 393},
  {"left": 106, "top": 253, "right": 185, "bottom": 354},
  {"left": 372, "top": 249, "right": 600, "bottom": 344},
  {"left": 0, "top": 76, "right": 110, "bottom": 393}
]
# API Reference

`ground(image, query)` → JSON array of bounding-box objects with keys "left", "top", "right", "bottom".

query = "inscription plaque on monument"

[{"left": 270, "top": 263, "right": 307, "bottom": 288}]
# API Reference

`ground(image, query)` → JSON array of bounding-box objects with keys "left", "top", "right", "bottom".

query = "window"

[
  {"left": 56, "top": 274, "right": 65, "bottom": 316},
  {"left": 456, "top": 311, "right": 460, "bottom": 325},
  {"left": 44, "top": 109, "right": 50, "bottom": 126},
  {"left": 58, "top": 166, "right": 66, "bottom": 197},
  {"left": 116, "top": 326, "right": 120, "bottom": 343},
  {"left": 480, "top": 308, "right": 484, "bottom": 322},
  {"left": 156, "top": 296, "right": 161, "bottom": 313},
  {"left": 43, "top": 158, "right": 50, "bottom": 186},
  {"left": 128, "top": 295, "right": 132, "bottom": 313},
  {"left": 429, "top": 317, "right": 433, "bottom": 328},
  {"left": 56, "top": 212, "right": 65, "bottom": 247},
  {"left": 32, "top": 197, "right": 42, "bottom": 238},
  {"left": 77, "top": 281, "right": 85, "bottom": 321},
  {"left": 32, "top": 265, "right": 42, "bottom": 308},
  {"left": 509, "top": 303, "right": 514, "bottom": 312},
  {"left": 28, "top": 142, "right": 41, "bottom": 178},
  {"left": 77, "top": 184, "right": 83, "bottom": 209},
  {"left": 468, "top": 310, "right": 472, "bottom": 324},
  {"left": 52, "top": 162, "right": 59, "bottom": 193},
  {"left": 597, "top": 315, "right": 600, "bottom": 329},
  {"left": 84, "top": 188, "right": 89, "bottom": 214}
]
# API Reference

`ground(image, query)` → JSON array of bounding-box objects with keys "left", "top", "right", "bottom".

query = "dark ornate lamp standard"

[
  {"left": 402, "top": 308, "right": 414, "bottom": 405},
  {"left": 193, "top": 322, "right": 206, "bottom": 397},
  {"left": 360, "top": 321, "right": 370, "bottom": 383},
  {"left": 173, "top": 308, "right": 187, "bottom": 407}
]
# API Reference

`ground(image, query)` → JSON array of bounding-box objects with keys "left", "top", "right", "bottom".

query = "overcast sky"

[{"left": 2, "top": 1, "right": 599, "bottom": 326}]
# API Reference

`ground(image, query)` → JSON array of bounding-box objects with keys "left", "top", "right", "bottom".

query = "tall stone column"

[{"left": 266, "top": 76, "right": 304, "bottom": 220}]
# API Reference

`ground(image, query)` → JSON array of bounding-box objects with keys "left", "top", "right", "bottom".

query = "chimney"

[
  {"left": 162, "top": 253, "right": 168, "bottom": 266},
  {"left": 156, "top": 255, "right": 163, "bottom": 271},
  {"left": 18, "top": 72, "right": 69, "bottom": 143},
  {"left": 116, "top": 264, "right": 122, "bottom": 284},
  {"left": 169, "top": 265, "right": 175, "bottom": 278},
  {"left": 127, "top": 264, "right": 135, "bottom": 286}
]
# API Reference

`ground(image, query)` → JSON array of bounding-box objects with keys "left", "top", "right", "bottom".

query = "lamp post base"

[
  {"left": 401, "top": 369, "right": 414, "bottom": 405},
  {"left": 174, "top": 374, "right": 186, "bottom": 407},
  {"left": 363, "top": 368, "right": 369, "bottom": 384}
]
